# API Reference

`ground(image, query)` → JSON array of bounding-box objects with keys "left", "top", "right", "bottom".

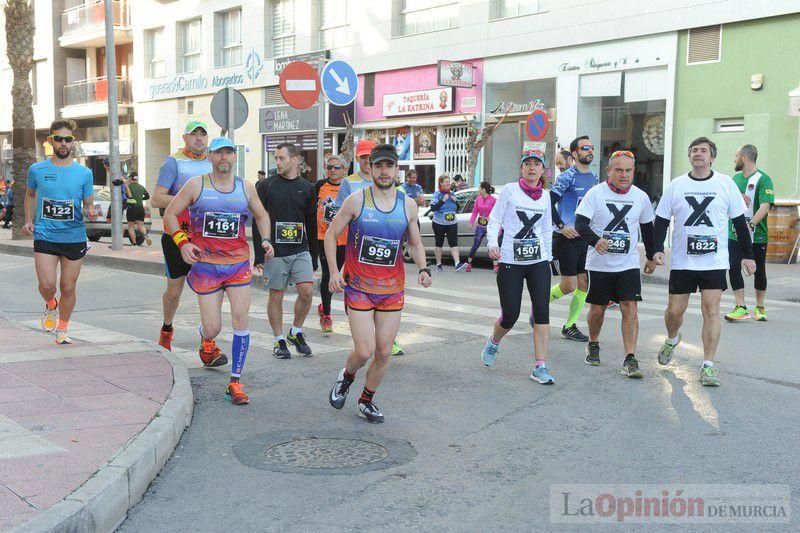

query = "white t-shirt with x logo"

[{"left": 487, "top": 183, "right": 553, "bottom": 265}]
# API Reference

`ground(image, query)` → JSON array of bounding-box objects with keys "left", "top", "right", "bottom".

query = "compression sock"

[
  {"left": 565, "top": 288, "right": 587, "bottom": 328},
  {"left": 549, "top": 284, "right": 564, "bottom": 303},
  {"left": 231, "top": 330, "right": 250, "bottom": 378},
  {"left": 343, "top": 368, "right": 356, "bottom": 383}
]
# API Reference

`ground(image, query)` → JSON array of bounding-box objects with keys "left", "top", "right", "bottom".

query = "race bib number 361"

[
  {"left": 513, "top": 238, "right": 541, "bottom": 262},
  {"left": 202, "top": 212, "right": 240, "bottom": 239},
  {"left": 358, "top": 236, "right": 400, "bottom": 266},
  {"left": 276, "top": 222, "right": 304, "bottom": 244},
  {"left": 687, "top": 235, "right": 718, "bottom": 255},
  {"left": 42, "top": 198, "right": 74, "bottom": 221},
  {"left": 603, "top": 231, "right": 631, "bottom": 254}
]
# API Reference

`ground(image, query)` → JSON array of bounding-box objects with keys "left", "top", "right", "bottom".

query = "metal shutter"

[{"left": 687, "top": 25, "right": 721, "bottom": 64}]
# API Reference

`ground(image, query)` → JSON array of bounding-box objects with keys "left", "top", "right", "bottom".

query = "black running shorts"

[
  {"left": 552, "top": 232, "right": 587, "bottom": 276},
  {"left": 668, "top": 269, "right": 727, "bottom": 294},
  {"left": 33, "top": 240, "right": 87, "bottom": 261},
  {"left": 586, "top": 269, "right": 642, "bottom": 305},
  {"left": 161, "top": 233, "right": 191, "bottom": 279}
]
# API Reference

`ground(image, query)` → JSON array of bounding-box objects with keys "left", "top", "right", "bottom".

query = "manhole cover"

[
  {"left": 233, "top": 432, "right": 416, "bottom": 475},
  {"left": 264, "top": 438, "right": 389, "bottom": 469}
]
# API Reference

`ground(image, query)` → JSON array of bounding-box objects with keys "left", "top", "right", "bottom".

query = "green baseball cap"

[{"left": 184, "top": 120, "right": 208, "bottom": 134}]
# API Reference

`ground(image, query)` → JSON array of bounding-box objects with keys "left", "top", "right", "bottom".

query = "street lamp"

[{"left": 104, "top": 0, "right": 123, "bottom": 250}]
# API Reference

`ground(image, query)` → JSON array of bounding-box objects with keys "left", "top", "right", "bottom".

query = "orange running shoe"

[
  {"left": 158, "top": 328, "right": 173, "bottom": 351},
  {"left": 320, "top": 314, "right": 334, "bottom": 334},
  {"left": 199, "top": 337, "right": 228, "bottom": 367},
  {"left": 226, "top": 382, "right": 249, "bottom": 405}
]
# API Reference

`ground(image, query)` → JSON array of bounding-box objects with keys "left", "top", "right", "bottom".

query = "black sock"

[
  {"left": 625, "top": 353, "right": 635, "bottom": 361},
  {"left": 161, "top": 323, "right": 173, "bottom": 332},
  {"left": 359, "top": 387, "right": 375, "bottom": 404},
  {"left": 589, "top": 341, "right": 599, "bottom": 347},
  {"left": 343, "top": 369, "right": 356, "bottom": 383}
]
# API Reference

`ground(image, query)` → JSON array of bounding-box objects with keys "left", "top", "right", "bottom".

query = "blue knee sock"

[{"left": 231, "top": 330, "right": 250, "bottom": 378}]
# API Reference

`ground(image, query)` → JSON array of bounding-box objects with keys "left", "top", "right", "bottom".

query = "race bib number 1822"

[{"left": 687, "top": 235, "right": 718, "bottom": 255}]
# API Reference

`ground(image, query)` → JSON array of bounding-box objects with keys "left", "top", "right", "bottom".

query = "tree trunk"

[{"left": 5, "top": 0, "right": 36, "bottom": 240}]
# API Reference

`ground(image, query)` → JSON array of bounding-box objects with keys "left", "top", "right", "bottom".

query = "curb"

[{"left": 12, "top": 345, "right": 193, "bottom": 533}]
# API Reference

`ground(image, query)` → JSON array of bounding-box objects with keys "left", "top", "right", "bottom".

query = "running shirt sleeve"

[
  {"left": 550, "top": 170, "right": 574, "bottom": 198},
  {"left": 156, "top": 156, "right": 178, "bottom": 190},
  {"left": 758, "top": 175, "right": 775, "bottom": 205},
  {"left": 727, "top": 178, "right": 746, "bottom": 218},
  {"left": 655, "top": 180, "right": 674, "bottom": 220},
  {"left": 639, "top": 190, "right": 656, "bottom": 223},
  {"left": 335, "top": 179, "right": 351, "bottom": 207},
  {"left": 487, "top": 187, "right": 509, "bottom": 248},
  {"left": 26, "top": 164, "right": 39, "bottom": 190},
  {"left": 83, "top": 168, "right": 93, "bottom": 198}
]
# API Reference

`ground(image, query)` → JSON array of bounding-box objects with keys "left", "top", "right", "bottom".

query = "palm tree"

[{"left": 4, "top": 0, "right": 35, "bottom": 239}]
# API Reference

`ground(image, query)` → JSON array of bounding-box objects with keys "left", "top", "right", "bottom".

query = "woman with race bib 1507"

[{"left": 480, "top": 149, "right": 555, "bottom": 384}]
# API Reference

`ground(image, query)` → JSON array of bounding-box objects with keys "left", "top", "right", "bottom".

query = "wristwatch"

[
  {"left": 748, "top": 221, "right": 756, "bottom": 230},
  {"left": 556, "top": 222, "right": 565, "bottom": 230}
]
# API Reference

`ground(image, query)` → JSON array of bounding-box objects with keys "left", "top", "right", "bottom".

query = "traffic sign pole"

[
  {"left": 316, "top": 60, "right": 325, "bottom": 183},
  {"left": 227, "top": 87, "right": 235, "bottom": 143}
]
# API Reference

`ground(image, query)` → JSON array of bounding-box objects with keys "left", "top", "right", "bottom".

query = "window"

[
  {"left": 492, "top": 0, "right": 539, "bottom": 19},
  {"left": 687, "top": 25, "right": 721, "bottom": 64},
  {"left": 178, "top": 18, "right": 202, "bottom": 73},
  {"left": 145, "top": 27, "right": 166, "bottom": 78},
  {"left": 216, "top": 8, "right": 242, "bottom": 67},
  {"left": 319, "top": 0, "right": 349, "bottom": 49},
  {"left": 272, "top": 0, "right": 295, "bottom": 58},
  {"left": 395, "top": 0, "right": 457, "bottom": 37},
  {"left": 363, "top": 73, "right": 375, "bottom": 106},
  {"left": 714, "top": 117, "right": 744, "bottom": 133}
]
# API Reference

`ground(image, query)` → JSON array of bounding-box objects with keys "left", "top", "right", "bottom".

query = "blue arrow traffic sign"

[{"left": 321, "top": 60, "right": 359, "bottom": 106}]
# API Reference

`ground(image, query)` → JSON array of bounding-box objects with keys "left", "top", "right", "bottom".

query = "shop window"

[
  {"left": 394, "top": 0, "right": 458, "bottom": 37},
  {"left": 687, "top": 25, "right": 721, "bottom": 65},
  {"left": 363, "top": 73, "right": 375, "bottom": 107}
]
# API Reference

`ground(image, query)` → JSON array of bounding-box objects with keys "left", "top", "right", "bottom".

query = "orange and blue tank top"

[
  {"left": 188, "top": 174, "right": 251, "bottom": 265},
  {"left": 344, "top": 187, "right": 408, "bottom": 294}
]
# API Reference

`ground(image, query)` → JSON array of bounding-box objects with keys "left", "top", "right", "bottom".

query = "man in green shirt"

[
  {"left": 725, "top": 144, "right": 774, "bottom": 322},
  {"left": 123, "top": 171, "right": 152, "bottom": 246}
]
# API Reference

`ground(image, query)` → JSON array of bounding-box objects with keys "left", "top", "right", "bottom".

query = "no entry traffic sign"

[
  {"left": 279, "top": 61, "right": 321, "bottom": 110},
  {"left": 526, "top": 109, "right": 549, "bottom": 141}
]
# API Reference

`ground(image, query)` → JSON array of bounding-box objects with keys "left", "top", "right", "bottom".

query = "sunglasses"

[
  {"left": 578, "top": 145, "right": 595, "bottom": 151},
  {"left": 610, "top": 150, "right": 635, "bottom": 159},
  {"left": 326, "top": 165, "right": 343, "bottom": 170},
  {"left": 51, "top": 135, "right": 75, "bottom": 143}
]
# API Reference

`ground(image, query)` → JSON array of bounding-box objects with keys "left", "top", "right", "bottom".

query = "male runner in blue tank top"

[
  {"left": 23, "top": 119, "right": 97, "bottom": 345},
  {"left": 546, "top": 135, "right": 598, "bottom": 342}
]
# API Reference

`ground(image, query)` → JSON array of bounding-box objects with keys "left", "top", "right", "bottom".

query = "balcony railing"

[
  {"left": 61, "top": 0, "right": 129, "bottom": 37},
  {"left": 63, "top": 76, "right": 131, "bottom": 107}
]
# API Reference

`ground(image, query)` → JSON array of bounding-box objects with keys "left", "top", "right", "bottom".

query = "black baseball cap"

[{"left": 369, "top": 143, "right": 398, "bottom": 164}]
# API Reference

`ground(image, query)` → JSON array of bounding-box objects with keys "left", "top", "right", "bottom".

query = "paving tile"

[
  {"left": 0, "top": 509, "right": 40, "bottom": 531},
  {"left": 0, "top": 483, "right": 36, "bottom": 515},
  {"left": 14, "top": 410, "right": 117, "bottom": 433},
  {"left": 36, "top": 379, "right": 127, "bottom": 398},
  {"left": 90, "top": 403, "right": 161, "bottom": 425},
  {"left": 66, "top": 352, "right": 166, "bottom": 369},
  {"left": 65, "top": 391, "right": 161, "bottom": 412},
  {"left": 71, "top": 444, "right": 123, "bottom": 466},
  {"left": 85, "top": 363, "right": 167, "bottom": 381},
  {"left": 0, "top": 453, "right": 98, "bottom": 483},
  {"left": 0, "top": 386, "right": 59, "bottom": 404},
  {"left": 0, "top": 369, "right": 33, "bottom": 388},
  {"left": 1, "top": 358, "right": 79, "bottom": 374},
  {"left": 111, "top": 375, "right": 173, "bottom": 396},
  {"left": 0, "top": 397, "right": 83, "bottom": 419},
  {"left": 43, "top": 423, "right": 146, "bottom": 451},
  {"left": 5, "top": 473, "right": 88, "bottom": 510}
]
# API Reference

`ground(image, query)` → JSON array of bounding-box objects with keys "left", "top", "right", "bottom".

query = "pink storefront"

[{"left": 355, "top": 60, "right": 483, "bottom": 192}]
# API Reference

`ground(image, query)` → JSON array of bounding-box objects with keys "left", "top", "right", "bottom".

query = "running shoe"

[
  {"left": 329, "top": 368, "right": 352, "bottom": 409},
  {"left": 561, "top": 324, "right": 589, "bottom": 342},
  {"left": 320, "top": 314, "right": 334, "bottom": 334},
  {"left": 391, "top": 341, "right": 404, "bottom": 357},
  {"left": 530, "top": 364, "right": 555, "bottom": 384},
  {"left": 481, "top": 336, "right": 500, "bottom": 367},
  {"left": 358, "top": 401, "right": 384, "bottom": 423},
  {"left": 455, "top": 261, "right": 467, "bottom": 272},
  {"left": 724, "top": 305, "right": 751, "bottom": 322},
  {"left": 754, "top": 306, "right": 768, "bottom": 322},
  {"left": 144, "top": 234, "right": 152, "bottom": 246},
  {"left": 41, "top": 301, "right": 58, "bottom": 332},
  {"left": 622, "top": 355, "right": 643, "bottom": 378},
  {"left": 607, "top": 301, "right": 618, "bottom": 309},
  {"left": 657, "top": 334, "right": 681, "bottom": 365},
  {"left": 199, "top": 337, "right": 228, "bottom": 367},
  {"left": 465, "top": 263, "right": 472, "bottom": 272},
  {"left": 699, "top": 365, "right": 720, "bottom": 387},
  {"left": 225, "top": 382, "right": 249, "bottom": 405},
  {"left": 273, "top": 339, "right": 291, "bottom": 359},
  {"left": 492, "top": 264, "right": 499, "bottom": 273},
  {"left": 54, "top": 330, "right": 72, "bottom": 345},
  {"left": 287, "top": 331, "right": 312, "bottom": 356},
  {"left": 435, "top": 264, "right": 444, "bottom": 273},
  {"left": 585, "top": 342, "right": 600, "bottom": 366},
  {"left": 158, "top": 328, "right": 173, "bottom": 351}
]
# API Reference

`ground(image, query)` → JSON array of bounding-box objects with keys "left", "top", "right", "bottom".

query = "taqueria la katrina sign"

[{"left": 382, "top": 88, "right": 453, "bottom": 117}]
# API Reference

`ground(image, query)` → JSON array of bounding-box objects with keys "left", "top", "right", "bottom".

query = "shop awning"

[{"left": 355, "top": 114, "right": 477, "bottom": 130}]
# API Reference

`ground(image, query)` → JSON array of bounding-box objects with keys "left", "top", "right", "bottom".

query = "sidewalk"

[
  {"left": 0, "top": 315, "right": 192, "bottom": 532},
  {"left": 2, "top": 226, "right": 799, "bottom": 300}
]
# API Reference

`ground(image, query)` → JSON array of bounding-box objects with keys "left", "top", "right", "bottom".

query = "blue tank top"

[
  {"left": 188, "top": 174, "right": 251, "bottom": 265},
  {"left": 344, "top": 187, "right": 408, "bottom": 294}
]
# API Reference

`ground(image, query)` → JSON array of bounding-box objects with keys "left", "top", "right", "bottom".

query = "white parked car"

[{"left": 85, "top": 186, "right": 152, "bottom": 243}]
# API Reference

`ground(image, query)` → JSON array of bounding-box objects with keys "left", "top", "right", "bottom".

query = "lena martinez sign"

[{"left": 383, "top": 88, "right": 453, "bottom": 117}]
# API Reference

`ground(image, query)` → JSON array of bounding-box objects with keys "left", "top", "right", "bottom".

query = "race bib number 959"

[
  {"left": 42, "top": 198, "right": 74, "bottom": 221},
  {"left": 276, "top": 222, "right": 304, "bottom": 244},
  {"left": 358, "top": 236, "right": 400, "bottom": 267},
  {"left": 202, "top": 212, "right": 240, "bottom": 239}
]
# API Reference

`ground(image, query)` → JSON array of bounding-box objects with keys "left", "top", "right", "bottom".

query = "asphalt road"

[{"left": 0, "top": 252, "right": 797, "bottom": 532}]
